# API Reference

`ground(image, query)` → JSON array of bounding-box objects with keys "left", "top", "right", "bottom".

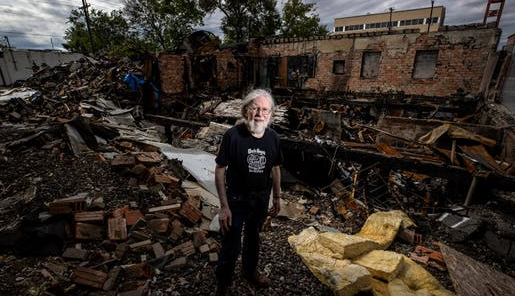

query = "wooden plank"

[{"left": 440, "top": 243, "right": 515, "bottom": 296}]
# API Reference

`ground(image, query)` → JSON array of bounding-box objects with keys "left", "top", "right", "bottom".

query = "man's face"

[{"left": 246, "top": 95, "right": 272, "bottom": 135}]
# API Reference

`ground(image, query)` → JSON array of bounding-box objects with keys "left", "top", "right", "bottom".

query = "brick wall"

[
  {"left": 215, "top": 50, "right": 240, "bottom": 90},
  {"left": 261, "top": 25, "right": 500, "bottom": 97},
  {"left": 158, "top": 53, "right": 185, "bottom": 95}
]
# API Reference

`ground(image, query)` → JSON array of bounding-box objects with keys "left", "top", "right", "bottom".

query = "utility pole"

[
  {"left": 4, "top": 36, "right": 11, "bottom": 49},
  {"left": 388, "top": 7, "right": 393, "bottom": 33},
  {"left": 427, "top": 0, "right": 435, "bottom": 33},
  {"left": 80, "top": 0, "right": 95, "bottom": 54}
]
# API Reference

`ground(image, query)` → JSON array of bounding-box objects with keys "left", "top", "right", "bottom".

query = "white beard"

[{"left": 248, "top": 118, "right": 268, "bottom": 135}]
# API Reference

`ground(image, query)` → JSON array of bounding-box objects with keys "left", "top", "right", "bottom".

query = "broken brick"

[
  {"left": 169, "top": 220, "right": 184, "bottom": 241},
  {"left": 130, "top": 230, "right": 151, "bottom": 241},
  {"left": 129, "top": 164, "right": 150, "bottom": 180},
  {"left": 199, "top": 244, "right": 210, "bottom": 254},
  {"left": 74, "top": 211, "right": 105, "bottom": 223},
  {"left": 112, "top": 205, "right": 129, "bottom": 218},
  {"left": 114, "top": 243, "right": 129, "bottom": 260},
  {"left": 147, "top": 204, "right": 181, "bottom": 213},
  {"left": 186, "top": 194, "right": 201, "bottom": 209},
  {"left": 179, "top": 202, "right": 202, "bottom": 224},
  {"left": 415, "top": 245, "right": 444, "bottom": 264},
  {"left": 103, "top": 265, "right": 122, "bottom": 291},
  {"left": 108, "top": 217, "right": 127, "bottom": 241},
  {"left": 136, "top": 152, "right": 161, "bottom": 164},
  {"left": 173, "top": 240, "right": 195, "bottom": 257},
  {"left": 129, "top": 239, "right": 152, "bottom": 250},
  {"left": 309, "top": 206, "right": 320, "bottom": 215},
  {"left": 75, "top": 222, "right": 105, "bottom": 240},
  {"left": 410, "top": 252, "right": 429, "bottom": 265},
  {"left": 40, "top": 268, "right": 59, "bottom": 286},
  {"left": 111, "top": 155, "right": 136, "bottom": 167},
  {"left": 62, "top": 247, "right": 89, "bottom": 260},
  {"left": 122, "top": 263, "right": 153, "bottom": 279},
  {"left": 397, "top": 228, "right": 423, "bottom": 244},
  {"left": 125, "top": 209, "right": 144, "bottom": 226},
  {"left": 147, "top": 218, "right": 169, "bottom": 233},
  {"left": 49, "top": 199, "right": 87, "bottom": 214},
  {"left": 153, "top": 173, "right": 181, "bottom": 187},
  {"left": 191, "top": 229, "right": 207, "bottom": 248},
  {"left": 152, "top": 242, "right": 165, "bottom": 258},
  {"left": 164, "top": 257, "right": 187, "bottom": 270},
  {"left": 209, "top": 252, "right": 219, "bottom": 263},
  {"left": 71, "top": 266, "right": 108, "bottom": 289},
  {"left": 206, "top": 237, "right": 221, "bottom": 251}
]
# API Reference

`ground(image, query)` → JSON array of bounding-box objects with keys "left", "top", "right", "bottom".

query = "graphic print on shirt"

[{"left": 247, "top": 148, "right": 266, "bottom": 173}]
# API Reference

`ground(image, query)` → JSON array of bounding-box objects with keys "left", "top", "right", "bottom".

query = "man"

[{"left": 214, "top": 89, "right": 282, "bottom": 295}]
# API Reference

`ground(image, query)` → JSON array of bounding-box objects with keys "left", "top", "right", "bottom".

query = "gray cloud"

[{"left": 1, "top": 0, "right": 513, "bottom": 50}]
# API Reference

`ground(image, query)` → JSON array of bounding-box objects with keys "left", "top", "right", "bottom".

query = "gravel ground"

[{"left": 0, "top": 130, "right": 513, "bottom": 296}]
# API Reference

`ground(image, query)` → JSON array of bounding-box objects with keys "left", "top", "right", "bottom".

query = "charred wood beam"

[
  {"left": 145, "top": 114, "right": 207, "bottom": 129},
  {"left": 281, "top": 138, "right": 515, "bottom": 191}
]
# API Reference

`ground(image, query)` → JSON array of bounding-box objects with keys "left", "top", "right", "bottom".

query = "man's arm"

[
  {"left": 215, "top": 164, "right": 231, "bottom": 234},
  {"left": 270, "top": 165, "right": 281, "bottom": 217}
]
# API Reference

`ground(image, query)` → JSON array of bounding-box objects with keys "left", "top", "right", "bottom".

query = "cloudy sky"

[{"left": 1, "top": 0, "right": 514, "bottom": 51}]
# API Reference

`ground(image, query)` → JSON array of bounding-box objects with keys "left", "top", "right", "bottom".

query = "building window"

[
  {"left": 413, "top": 50, "right": 438, "bottom": 78},
  {"left": 361, "top": 52, "right": 381, "bottom": 78},
  {"left": 287, "top": 55, "right": 317, "bottom": 88},
  {"left": 426, "top": 17, "right": 439, "bottom": 24},
  {"left": 345, "top": 24, "right": 364, "bottom": 31},
  {"left": 335, "top": 26, "right": 344, "bottom": 32},
  {"left": 333, "top": 60, "right": 345, "bottom": 74},
  {"left": 399, "top": 18, "right": 425, "bottom": 26}
]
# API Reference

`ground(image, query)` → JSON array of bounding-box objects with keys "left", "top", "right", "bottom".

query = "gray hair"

[{"left": 240, "top": 88, "right": 276, "bottom": 118}]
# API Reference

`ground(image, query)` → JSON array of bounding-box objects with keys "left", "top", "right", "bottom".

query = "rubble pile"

[{"left": 0, "top": 57, "right": 514, "bottom": 296}]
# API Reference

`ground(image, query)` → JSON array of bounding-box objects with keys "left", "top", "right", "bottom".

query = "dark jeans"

[{"left": 215, "top": 191, "right": 270, "bottom": 285}]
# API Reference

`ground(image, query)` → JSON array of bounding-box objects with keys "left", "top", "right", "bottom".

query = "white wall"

[{"left": 0, "top": 49, "right": 83, "bottom": 86}]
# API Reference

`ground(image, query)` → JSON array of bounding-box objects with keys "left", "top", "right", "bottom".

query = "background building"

[{"left": 333, "top": 6, "right": 445, "bottom": 34}]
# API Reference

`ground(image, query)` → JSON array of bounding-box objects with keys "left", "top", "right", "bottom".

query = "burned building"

[{"left": 160, "top": 23, "right": 501, "bottom": 97}]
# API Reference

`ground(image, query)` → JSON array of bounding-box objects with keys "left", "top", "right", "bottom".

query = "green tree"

[
  {"left": 122, "top": 0, "right": 205, "bottom": 51},
  {"left": 200, "top": 0, "right": 280, "bottom": 43},
  {"left": 280, "top": 0, "right": 328, "bottom": 38},
  {"left": 63, "top": 9, "right": 132, "bottom": 55}
]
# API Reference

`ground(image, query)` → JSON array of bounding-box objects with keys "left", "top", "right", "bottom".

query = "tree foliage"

[
  {"left": 122, "top": 0, "right": 205, "bottom": 51},
  {"left": 200, "top": 0, "right": 280, "bottom": 43},
  {"left": 64, "top": 9, "right": 132, "bottom": 55},
  {"left": 280, "top": 0, "right": 328, "bottom": 38},
  {"left": 63, "top": 0, "right": 329, "bottom": 55}
]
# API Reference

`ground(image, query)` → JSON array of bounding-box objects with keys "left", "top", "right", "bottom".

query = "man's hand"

[
  {"left": 218, "top": 207, "right": 232, "bottom": 235},
  {"left": 269, "top": 196, "right": 280, "bottom": 217}
]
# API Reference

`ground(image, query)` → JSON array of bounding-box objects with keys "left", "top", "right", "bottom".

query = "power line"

[
  {"left": 4, "top": 0, "right": 77, "bottom": 8},
  {"left": 0, "top": 31, "right": 63, "bottom": 38}
]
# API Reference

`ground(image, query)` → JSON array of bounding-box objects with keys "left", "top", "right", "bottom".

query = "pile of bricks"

[{"left": 44, "top": 150, "right": 221, "bottom": 294}]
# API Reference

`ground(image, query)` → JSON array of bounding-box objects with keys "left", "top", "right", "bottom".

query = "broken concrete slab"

[{"left": 437, "top": 212, "right": 482, "bottom": 242}]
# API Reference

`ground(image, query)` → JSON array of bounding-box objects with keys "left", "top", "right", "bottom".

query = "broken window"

[
  {"left": 413, "top": 50, "right": 438, "bottom": 79},
  {"left": 333, "top": 60, "right": 346, "bottom": 75},
  {"left": 361, "top": 51, "right": 381, "bottom": 78},
  {"left": 287, "top": 55, "right": 317, "bottom": 88}
]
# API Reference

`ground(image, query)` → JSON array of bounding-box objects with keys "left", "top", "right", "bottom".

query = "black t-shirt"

[{"left": 216, "top": 123, "right": 282, "bottom": 194}]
